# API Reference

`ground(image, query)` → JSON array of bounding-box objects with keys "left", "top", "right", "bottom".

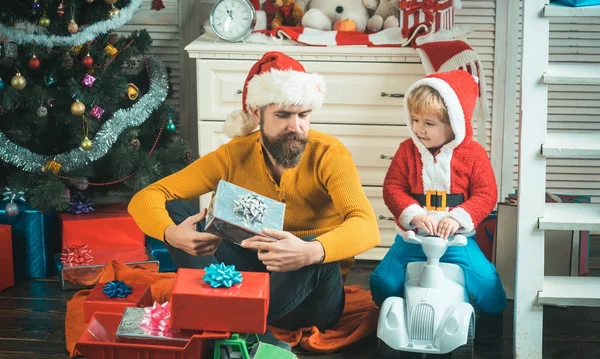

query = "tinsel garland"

[
  {"left": 0, "top": 55, "right": 168, "bottom": 173},
  {"left": 0, "top": 0, "right": 143, "bottom": 47}
]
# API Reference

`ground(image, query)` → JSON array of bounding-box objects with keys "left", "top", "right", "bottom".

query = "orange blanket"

[{"left": 65, "top": 261, "right": 379, "bottom": 357}]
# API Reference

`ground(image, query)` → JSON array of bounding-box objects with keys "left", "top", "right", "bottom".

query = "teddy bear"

[
  {"left": 271, "top": 0, "right": 305, "bottom": 29},
  {"left": 363, "top": 0, "right": 400, "bottom": 33},
  {"left": 301, "top": 0, "right": 370, "bottom": 33}
]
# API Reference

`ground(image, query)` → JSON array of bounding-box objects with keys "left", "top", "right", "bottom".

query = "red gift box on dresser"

[
  {"left": 59, "top": 203, "right": 144, "bottom": 250},
  {"left": 0, "top": 225, "right": 14, "bottom": 291},
  {"left": 399, "top": 0, "right": 456, "bottom": 40},
  {"left": 170, "top": 268, "right": 269, "bottom": 334},
  {"left": 83, "top": 282, "right": 153, "bottom": 322}
]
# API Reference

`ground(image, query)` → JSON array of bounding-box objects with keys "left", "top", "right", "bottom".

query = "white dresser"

[{"left": 185, "top": 35, "right": 425, "bottom": 260}]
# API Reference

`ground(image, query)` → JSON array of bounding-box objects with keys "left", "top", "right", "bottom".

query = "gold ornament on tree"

[
  {"left": 11, "top": 72, "right": 26, "bottom": 90},
  {"left": 108, "top": 5, "right": 120, "bottom": 18},
  {"left": 105, "top": 0, "right": 118, "bottom": 4},
  {"left": 127, "top": 83, "right": 139, "bottom": 100},
  {"left": 80, "top": 116, "right": 93, "bottom": 151},
  {"left": 70, "top": 100, "right": 86, "bottom": 116},
  {"left": 68, "top": 19, "right": 78, "bottom": 34},
  {"left": 104, "top": 44, "right": 118, "bottom": 56},
  {"left": 39, "top": 14, "right": 51, "bottom": 27},
  {"left": 42, "top": 159, "right": 62, "bottom": 174}
]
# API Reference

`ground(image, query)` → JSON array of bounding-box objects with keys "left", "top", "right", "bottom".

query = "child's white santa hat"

[{"left": 223, "top": 51, "right": 326, "bottom": 138}]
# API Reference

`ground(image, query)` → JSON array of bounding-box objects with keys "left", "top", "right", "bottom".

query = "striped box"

[{"left": 399, "top": 0, "right": 455, "bottom": 40}]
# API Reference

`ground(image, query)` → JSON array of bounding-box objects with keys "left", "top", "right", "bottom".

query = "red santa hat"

[
  {"left": 223, "top": 51, "right": 326, "bottom": 138},
  {"left": 403, "top": 69, "right": 479, "bottom": 152}
]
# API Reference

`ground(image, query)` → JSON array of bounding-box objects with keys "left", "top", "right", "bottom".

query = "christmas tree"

[{"left": 0, "top": 0, "right": 192, "bottom": 215}]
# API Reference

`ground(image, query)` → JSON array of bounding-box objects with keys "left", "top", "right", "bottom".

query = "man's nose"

[{"left": 287, "top": 116, "right": 302, "bottom": 132}]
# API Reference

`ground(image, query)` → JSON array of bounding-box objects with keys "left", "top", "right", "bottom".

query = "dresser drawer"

[
  {"left": 196, "top": 60, "right": 424, "bottom": 125},
  {"left": 198, "top": 122, "right": 409, "bottom": 187}
]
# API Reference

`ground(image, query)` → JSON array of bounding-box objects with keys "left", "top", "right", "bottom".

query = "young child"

[{"left": 369, "top": 70, "right": 506, "bottom": 344}]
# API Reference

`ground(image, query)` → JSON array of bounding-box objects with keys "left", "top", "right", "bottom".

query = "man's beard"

[{"left": 261, "top": 128, "right": 308, "bottom": 168}]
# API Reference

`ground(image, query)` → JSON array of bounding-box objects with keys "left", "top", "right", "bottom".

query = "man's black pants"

[{"left": 164, "top": 200, "right": 345, "bottom": 331}]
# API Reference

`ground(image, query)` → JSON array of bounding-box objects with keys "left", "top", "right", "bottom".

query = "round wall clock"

[{"left": 209, "top": 0, "right": 257, "bottom": 43}]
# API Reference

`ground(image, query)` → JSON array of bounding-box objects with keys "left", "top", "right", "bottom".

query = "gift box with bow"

[
  {"left": 170, "top": 265, "right": 270, "bottom": 334},
  {"left": 59, "top": 202, "right": 145, "bottom": 250},
  {"left": 205, "top": 180, "right": 285, "bottom": 245},
  {"left": 399, "top": 0, "right": 457, "bottom": 41},
  {"left": 83, "top": 281, "right": 153, "bottom": 322}
]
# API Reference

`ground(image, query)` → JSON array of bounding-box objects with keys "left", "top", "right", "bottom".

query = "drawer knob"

[
  {"left": 379, "top": 215, "right": 395, "bottom": 221},
  {"left": 236, "top": 89, "right": 242, "bottom": 94},
  {"left": 380, "top": 154, "right": 393, "bottom": 160},
  {"left": 381, "top": 92, "right": 404, "bottom": 98}
]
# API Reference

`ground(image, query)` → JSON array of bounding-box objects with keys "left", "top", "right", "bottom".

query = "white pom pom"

[
  {"left": 255, "top": 11, "right": 267, "bottom": 31},
  {"left": 472, "top": 75, "right": 479, "bottom": 84},
  {"left": 223, "top": 110, "right": 258, "bottom": 138}
]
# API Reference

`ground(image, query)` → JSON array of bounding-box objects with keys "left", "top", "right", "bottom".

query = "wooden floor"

[{"left": 1, "top": 261, "right": 600, "bottom": 358}]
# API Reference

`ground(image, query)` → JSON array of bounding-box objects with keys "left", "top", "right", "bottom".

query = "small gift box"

[
  {"left": 59, "top": 202, "right": 145, "bottom": 250},
  {"left": 115, "top": 306, "right": 201, "bottom": 347},
  {"left": 83, "top": 281, "right": 153, "bottom": 322},
  {"left": 205, "top": 180, "right": 285, "bottom": 245},
  {"left": 0, "top": 207, "right": 58, "bottom": 279},
  {"left": 399, "top": 0, "right": 456, "bottom": 40},
  {"left": 0, "top": 225, "right": 14, "bottom": 291},
  {"left": 145, "top": 236, "right": 177, "bottom": 272},
  {"left": 170, "top": 266, "right": 270, "bottom": 334},
  {"left": 55, "top": 246, "right": 159, "bottom": 290}
]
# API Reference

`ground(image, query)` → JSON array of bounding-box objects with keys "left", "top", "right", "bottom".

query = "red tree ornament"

[
  {"left": 28, "top": 54, "right": 40, "bottom": 70},
  {"left": 81, "top": 54, "right": 94, "bottom": 68},
  {"left": 151, "top": 0, "right": 165, "bottom": 11},
  {"left": 57, "top": 0, "right": 65, "bottom": 17}
]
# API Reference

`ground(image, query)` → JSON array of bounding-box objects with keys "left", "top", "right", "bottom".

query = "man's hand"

[
  {"left": 241, "top": 228, "right": 324, "bottom": 272},
  {"left": 436, "top": 217, "right": 460, "bottom": 240},
  {"left": 164, "top": 208, "right": 222, "bottom": 256},
  {"left": 411, "top": 214, "right": 438, "bottom": 235}
]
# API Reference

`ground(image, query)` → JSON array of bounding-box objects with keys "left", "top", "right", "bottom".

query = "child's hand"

[
  {"left": 411, "top": 214, "right": 438, "bottom": 235},
  {"left": 436, "top": 217, "right": 460, "bottom": 240}
]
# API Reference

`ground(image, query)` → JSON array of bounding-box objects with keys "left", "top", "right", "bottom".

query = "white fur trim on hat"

[
  {"left": 223, "top": 110, "right": 258, "bottom": 138},
  {"left": 245, "top": 69, "right": 326, "bottom": 109},
  {"left": 404, "top": 77, "right": 466, "bottom": 149}
]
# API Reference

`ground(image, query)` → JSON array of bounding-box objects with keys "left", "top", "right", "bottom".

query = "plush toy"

[
  {"left": 363, "top": 0, "right": 399, "bottom": 33},
  {"left": 302, "top": 0, "right": 370, "bottom": 33},
  {"left": 271, "top": 0, "right": 305, "bottom": 29}
]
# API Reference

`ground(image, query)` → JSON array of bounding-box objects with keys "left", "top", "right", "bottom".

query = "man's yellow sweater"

[{"left": 128, "top": 129, "right": 380, "bottom": 275}]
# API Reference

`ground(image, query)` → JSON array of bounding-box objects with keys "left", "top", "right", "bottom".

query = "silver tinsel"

[
  {"left": 233, "top": 194, "right": 268, "bottom": 226},
  {"left": 0, "top": 0, "right": 143, "bottom": 46},
  {"left": 0, "top": 56, "right": 169, "bottom": 173}
]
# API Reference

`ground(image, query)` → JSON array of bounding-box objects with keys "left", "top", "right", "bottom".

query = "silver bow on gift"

[{"left": 233, "top": 193, "right": 267, "bottom": 226}]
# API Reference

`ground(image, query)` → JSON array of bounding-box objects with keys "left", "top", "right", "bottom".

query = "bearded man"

[{"left": 128, "top": 52, "right": 380, "bottom": 333}]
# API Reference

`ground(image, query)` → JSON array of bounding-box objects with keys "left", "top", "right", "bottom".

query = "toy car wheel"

[
  {"left": 377, "top": 339, "right": 425, "bottom": 359},
  {"left": 451, "top": 316, "right": 474, "bottom": 359}
]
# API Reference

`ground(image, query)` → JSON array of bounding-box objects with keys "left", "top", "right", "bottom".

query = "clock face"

[{"left": 210, "top": 0, "right": 256, "bottom": 42}]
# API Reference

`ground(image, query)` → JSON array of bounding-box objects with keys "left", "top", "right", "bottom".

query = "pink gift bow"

[
  {"left": 60, "top": 244, "right": 93, "bottom": 267},
  {"left": 140, "top": 301, "right": 179, "bottom": 337}
]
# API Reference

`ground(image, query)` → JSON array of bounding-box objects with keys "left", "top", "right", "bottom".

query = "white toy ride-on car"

[{"left": 377, "top": 230, "right": 475, "bottom": 358}]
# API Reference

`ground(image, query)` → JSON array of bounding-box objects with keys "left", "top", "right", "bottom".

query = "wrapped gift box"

[
  {"left": 205, "top": 180, "right": 285, "bottom": 245},
  {"left": 0, "top": 225, "right": 14, "bottom": 291},
  {"left": 55, "top": 247, "right": 159, "bottom": 290},
  {"left": 83, "top": 282, "right": 153, "bottom": 323},
  {"left": 170, "top": 268, "right": 269, "bottom": 334},
  {"left": 399, "top": 0, "right": 455, "bottom": 40},
  {"left": 145, "top": 236, "right": 177, "bottom": 272},
  {"left": 115, "top": 307, "right": 202, "bottom": 347},
  {"left": 0, "top": 208, "right": 58, "bottom": 279},
  {"left": 59, "top": 202, "right": 144, "bottom": 250}
]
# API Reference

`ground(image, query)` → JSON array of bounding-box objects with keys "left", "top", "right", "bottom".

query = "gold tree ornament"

[
  {"left": 42, "top": 160, "right": 62, "bottom": 174},
  {"left": 108, "top": 5, "right": 120, "bottom": 18},
  {"left": 39, "top": 15, "right": 51, "bottom": 27},
  {"left": 67, "top": 19, "right": 78, "bottom": 34},
  {"left": 80, "top": 116, "right": 93, "bottom": 151},
  {"left": 11, "top": 72, "right": 26, "bottom": 90},
  {"left": 70, "top": 100, "right": 86, "bottom": 116},
  {"left": 104, "top": 44, "right": 118, "bottom": 56},
  {"left": 105, "top": 0, "right": 118, "bottom": 4},
  {"left": 127, "top": 83, "right": 139, "bottom": 100}
]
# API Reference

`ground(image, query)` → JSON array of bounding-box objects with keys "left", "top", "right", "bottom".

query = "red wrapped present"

[
  {"left": 0, "top": 225, "right": 14, "bottom": 291},
  {"left": 59, "top": 203, "right": 144, "bottom": 250},
  {"left": 399, "top": 0, "right": 456, "bottom": 40},
  {"left": 170, "top": 267, "right": 269, "bottom": 334},
  {"left": 83, "top": 281, "right": 153, "bottom": 323}
]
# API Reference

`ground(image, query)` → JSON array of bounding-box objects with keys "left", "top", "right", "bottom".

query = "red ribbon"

[
  {"left": 399, "top": 0, "right": 450, "bottom": 25},
  {"left": 60, "top": 244, "right": 93, "bottom": 267}
]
